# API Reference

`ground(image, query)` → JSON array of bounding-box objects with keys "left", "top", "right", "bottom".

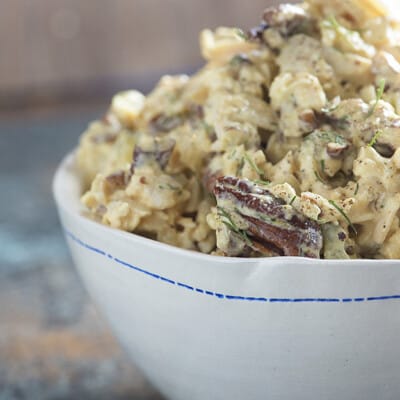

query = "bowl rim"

[{"left": 53, "top": 150, "right": 400, "bottom": 266}]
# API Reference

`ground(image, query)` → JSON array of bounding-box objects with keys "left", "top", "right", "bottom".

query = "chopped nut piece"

[
  {"left": 263, "top": 4, "right": 309, "bottom": 37},
  {"left": 106, "top": 171, "right": 129, "bottom": 189},
  {"left": 327, "top": 141, "right": 350, "bottom": 158},
  {"left": 149, "top": 114, "right": 183, "bottom": 134},
  {"left": 132, "top": 138, "right": 176, "bottom": 172}
]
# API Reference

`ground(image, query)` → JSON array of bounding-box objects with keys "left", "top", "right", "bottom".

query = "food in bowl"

[{"left": 76, "top": 0, "right": 400, "bottom": 259}]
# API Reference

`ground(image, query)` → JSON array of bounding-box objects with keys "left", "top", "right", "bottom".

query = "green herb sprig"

[
  {"left": 244, "top": 152, "right": 264, "bottom": 176},
  {"left": 327, "top": 15, "right": 341, "bottom": 30},
  {"left": 235, "top": 28, "right": 248, "bottom": 40},
  {"left": 314, "top": 170, "right": 326, "bottom": 184},
  {"left": 367, "top": 130, "right": 383, "bottom": 148},
  {"left": 307, "top": 131, "right": 346, "bottom": 145},
  {"left": 354, "top": 182, "right": 359, "bottom": 196},
  {"left": 158, "top": 183, "right": 181, "bottom": 192},
  {"left": 367, "top": 79, "right": 386, "bottom": 118},
  {"left": 229, "top": 54, "right": 252, "bottom": 67},
  {"left": 328, "top": 200, "right": 357, "bottom": 235},
  {"left": 217, "top": 206, "right": 251, "bottom": 245},
  {"left": 253, "top": 179, "right": 271, "bottom": 186}
]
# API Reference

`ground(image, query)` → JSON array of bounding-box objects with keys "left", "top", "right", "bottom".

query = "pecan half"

[{"left": 213, "top": 176, "right": 323, "bottom": 258}]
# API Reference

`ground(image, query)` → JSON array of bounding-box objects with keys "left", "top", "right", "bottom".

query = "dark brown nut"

[
  {"left": 150, "top": 105, "right": 206, "bottom": 134},
  {"left": 106, "top": 171, "right": 129, "bottom": 189},
  {"left": 373, "top": 142, "right": 395, "bottom": 158},
  {"left": 314, "top": 109, "right": 351, "bottom": 131},
  {"left": 131, "top": 138, "right": 175, "bottom": 172},
  {"left": 213, "top": 176, "right": 323, "bottom": 258},
  {"left": 188, "top": 103, "right": 204, "bottom": 119},
  {"left": 248, "top": 22, "right": 269, "bottom": 41},
  {"left": 299, "top": 109, "right": 318, "bottom": 133},
  {"left": 90, "top": 132, "right": 118, "bottom": 144},
  {"left": 262, "top": 4, "right": 308, "bottom": 37},
  {"left": 149, "top": 113, "right": 183, "bottom": 134},
  {"left": 203, "top": 169, "right": 222, "bottom": 194},
  {"left": 326, "top": 141, "right": 350, "bottom": 158}
]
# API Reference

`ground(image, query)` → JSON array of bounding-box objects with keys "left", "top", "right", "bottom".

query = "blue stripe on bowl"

[{"left": 65, "top": 230, "right": 400, "bottom": 305}]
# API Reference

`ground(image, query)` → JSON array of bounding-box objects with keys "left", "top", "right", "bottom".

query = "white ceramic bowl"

[{"left": 54, "top": 152, "right": 400, "bottom": 400}]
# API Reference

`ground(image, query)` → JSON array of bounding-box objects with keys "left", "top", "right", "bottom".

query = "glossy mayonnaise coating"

[{"left": 77, "top": 0, "right": 400, "bottom": 258}]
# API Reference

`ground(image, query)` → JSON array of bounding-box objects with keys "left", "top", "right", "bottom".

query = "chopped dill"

[
  {"left": 217, "top": 207, "right": 236, "bottom": 230},
  {"left": 289, "top": 195, "right": 297, "bottom": 206},
  {"left": 253, "top": 179, "right": 271, "bottom": 186},
  {"left": 314, "top": 170, "right": 325, "bottom": 183},
  {"left": 229, "top": 54, "right": 251, "bottom": 67},
  {"left": 201, "top": 121, "right": 214, "bottom": 135},
  {"left": 325, "top": 15, "right": 357, "bottom": 38},
  {"left": 158, "top": 183, "right": 180, "bottom": 191},
  {"left": 217, "top": 206, "right": 251, "bottom": 245},
  {"left": 244, "top": 152, "right": 264, "bottom": 176},
  {"left": 328, "top": 200, "right": 357, "bottom": 235},
  {"left": 367, "top": 79, "right": 386, "bottom": 117},
  {"left": 236, "top": 157, "right": 245, "bottom": 176},
  {"left": 327, "top": 15, "right": 341, "bottom": 30},
  {"left": 228, "top": 148, "right": 237, "bottom": 160},
  {"left": 310, "top": 131, "right": 346, "bottom": 145},
  {"left": 335, "top": 134, "right": 346, "bottom": 145},
  {"left": 367, "top": 130, "right": 383, "bottom": 148},
  {"left": 235, "top": 28, "right": 248, "bottom": 40},
  {"left": 354, "top": 182, "right": 359, "bottom": 196}
]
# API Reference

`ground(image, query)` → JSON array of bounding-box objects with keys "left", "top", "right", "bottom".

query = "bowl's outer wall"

[{"left": 55, "top": 153, "right": 400, "bottom": 400}]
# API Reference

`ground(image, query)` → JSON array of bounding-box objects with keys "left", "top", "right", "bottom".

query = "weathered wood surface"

[{"left": 0, "top": 105, "right": 164, "bottom": 399}]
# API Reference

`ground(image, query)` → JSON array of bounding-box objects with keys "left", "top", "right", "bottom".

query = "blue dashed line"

[
  {"left": 65, "top": 230, "right": 400, "bottom": 305},
  {"left": 367, "top": 295, "right": 400, "bottom": 301},
  {"left": 317, "top": 298, "right": 340, "bottom": 302},
  {"left": 269, "top": 298, "right": 291, "bottom": 302},
  {"left": 225, "top": 295, "right": 246, "bottom": 300},
  {"left": 178, "top": 283, "right": 194, "bottom": 290},
  {"left": 293, "top": 298, "right": 318, "bottom": 302},
  {"left": 245, "top": 297, "right": 267, "bottom": 302},
  {"left": 160, "top": 277, "right": 176, "bottom": 285}
]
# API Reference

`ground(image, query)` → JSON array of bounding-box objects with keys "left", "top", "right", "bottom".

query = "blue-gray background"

[{"left": 0, "top": 103, "right": 166, "bottom": 399}]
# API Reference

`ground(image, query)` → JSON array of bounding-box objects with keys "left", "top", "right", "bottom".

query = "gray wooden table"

[{"left": 0, "top": 104, "right": 164, "bottom": 400}]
